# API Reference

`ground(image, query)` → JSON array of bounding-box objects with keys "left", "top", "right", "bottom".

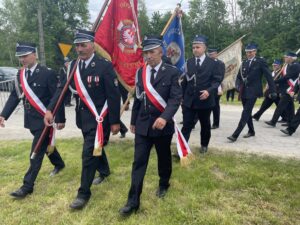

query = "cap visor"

[
  {"left": 143, "top": 44, "right": 161, "bottom": 51},
  {"left": 15, "top": 51, "right": 34, "bottom": 57},
  {"left": 74, "top": 38, "right": 93, "bottom": 44}
]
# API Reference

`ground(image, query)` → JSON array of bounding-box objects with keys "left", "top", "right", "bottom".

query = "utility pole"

[{"left": 37, "top": 1, "right": 46, "bottom": 66}]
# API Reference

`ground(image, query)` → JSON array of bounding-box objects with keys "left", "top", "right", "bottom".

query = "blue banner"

[{"left": 162, "top": 14, "right": 185, "bottom": 73}]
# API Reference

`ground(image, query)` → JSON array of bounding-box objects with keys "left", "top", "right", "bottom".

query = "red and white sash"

[
  {"left": 73, "top": 64, "right": 108, "bottom": 155},
  {"left": 287, "top": 78, "right": 299, "bottom": 94},
  {"left": 141, "top": 64, "right": 192, "bottom": 159},
  {"left": 19, "top": 68, "right": 56, "bottom": 151}
]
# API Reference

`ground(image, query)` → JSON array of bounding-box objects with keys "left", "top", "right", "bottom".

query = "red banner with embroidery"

[{"left": 94, "top": 0, "right": 143, "bottom": 87}]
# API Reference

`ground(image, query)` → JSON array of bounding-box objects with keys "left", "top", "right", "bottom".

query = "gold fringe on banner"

[
  {"left": 93, "top": 147, "right": 103, "bottom": 157},
  {"left": 180, "top": 153, "right": 196, "bottom": 167},
  {"left": 47, "top": 145, "right": 55, "bottom": 156}
]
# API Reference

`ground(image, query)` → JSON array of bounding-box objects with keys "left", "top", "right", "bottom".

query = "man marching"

[
  {"left": 119, "top": 36, "right": 182, "bottom": 216},
  {"left": 44, "top": 29, "right": 120, "bottom": 209},
  {"left": 0, "top": 42, "right": 66, "bottom": 198},
  {"left": 227, "top": 43, "right": 276, "bottom": 142}
]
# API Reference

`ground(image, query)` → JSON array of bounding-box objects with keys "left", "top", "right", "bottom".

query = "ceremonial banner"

[
  {"left": 218, "top": 35, "right": 245, "bottom": 92},
  {"left": 161, "top": 5, "right": 185, "bottom": 73},
  {"left": 93, "top": 0, "right": 143, "bottom": 88}
]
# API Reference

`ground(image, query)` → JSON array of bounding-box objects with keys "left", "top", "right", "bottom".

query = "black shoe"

[
  {"left": 156, "top": 186, "right": 169, "bottom": 198},
  {"left": 92, "top": 176, "right": 106, "bottom": 185},
  {"left": 243, "top": 132, "right": 255, "bottom": 138},
  {"left": 10, "top": 188, "right": 32, "bottom": 199},
  {"left": 252, "top": 115, "right": 259, "bottom": 121},
  {"left": 227, "top": 135, "right": 237, "bottom": 142},
  {"left": 265, "top": 121, "right": 276, "bottom": 127},
  {"left": 211, "top": 125, "right": 219, "bottom": 129},
  {"left": 200, "top": 146, "right": 208, "bottom": 154},
  {"left": 119, "top": 204, "right": 138, "bottom": 217},
  {"left": 69, "top": 198, "right": 89, "bottom": 210},
  {"left": 280, "top": 129, "right": 292, "bottom": 136},
  {"left": 277, "top": 119, "right": 287, "bottom": 123},
  {"left": 281, "top": 123, "right": 288, "bottom": 127},
  {"left": 49, "top": 166, "right": 65, "bottom": 177}
]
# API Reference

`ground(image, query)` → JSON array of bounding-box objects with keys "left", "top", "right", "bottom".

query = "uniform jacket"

[
  {"left": 0, "top": 64, "right": 65, "bottom": 131},
  {"left": 182, "top": 56, "right": 222, "bottom": 109},
  {"left": 275, "top": 62, "right": 300, "bottom": 95},
  {"left": 236, "top": 57, "right": 276, "bottom": 99},
  {"left": 55, "top": 54, "right": 121, "bottom": 133},
  {"left": 293, "top": 74, "right": 300, "bottom": 103},
  {"left": 131, "top": 63, "right": 182, "bottom": 137}
]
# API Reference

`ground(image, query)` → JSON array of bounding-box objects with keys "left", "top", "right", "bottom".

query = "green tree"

[{"left": 0, "top": 0, "right": 89, "bottom": 69}]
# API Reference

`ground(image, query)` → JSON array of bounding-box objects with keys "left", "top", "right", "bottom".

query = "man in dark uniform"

[
  {"left": 0, "top": 42, "right": 65, "bottom": 198},
  {"left": 58, "top": 57, "right": 73, "bottom": 107},
  {"left": 252, "top": 59, "right": 283, "bottom": 121},
  {"left": 208, "top": 48, "right": 225, "bottom": 129},
  {"left": 119, "top": 36, "right": 182, "bottom": 216},
  {"left": 227, "top": 43, "right": 276, "bottom": 142},
  {"left": 281, "top": 74, "right": 300, "bottom": 135},
  {"left": 181, "top": 35, "right": 222, "bottom": 153},
  {"left": 45, "top": 29, "right": 120, "bottom": 209},
  {"left": 265, "top": 52, "right": 300, "bottom": 127}
]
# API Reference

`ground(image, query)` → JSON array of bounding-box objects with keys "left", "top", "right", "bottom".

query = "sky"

[{"left": 88, "top": 0, "right": 190, "bottom": 22}]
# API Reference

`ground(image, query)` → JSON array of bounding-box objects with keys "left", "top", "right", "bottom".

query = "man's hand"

[
  {"left": 199, "top": 90, "right": 209, "bottom": 100},
  {"left": 130, "top": 125, "right": 135, "bottom": 134},
  {"left": 111, "top": 124, "right": 120, "bottom": 135},
  {"left": 0, "top": 116, "right": 5, "bottom": 128},
  {"left": 56, "top": 123, "right": 65, "bottom": 130},
  {"left": 152, "top": 117, "right": 167, "bottom": 130},
  {"left": 44, "top": 110, "right": 54, "bottom": 126}
]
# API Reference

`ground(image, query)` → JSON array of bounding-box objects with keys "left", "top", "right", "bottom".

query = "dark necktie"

[
  {"left": 80, "top": 60, "right": 86, "bottom": 74},
  {"left": 26, "top": 70, "right": 31, "bottom": 79},
  {"left": 150, "top": 68, "right": 156, "bottom": 84},
  {"left": 196, "top": 58, "right": 201, "bottom": 69}
]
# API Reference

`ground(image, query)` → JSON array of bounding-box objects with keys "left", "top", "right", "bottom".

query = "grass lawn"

[{"left": 0, "top": 139, "right": 299, "bottom": 225}]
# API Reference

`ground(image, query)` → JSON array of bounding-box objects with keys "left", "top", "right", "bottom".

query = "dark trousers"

[
  {"left": 64, "top": 89, "right": 72, "bottom": 105},
  {"left": 232, "top": 97, "right": 257, "bottom": 138},
  {"left": 22, "top": 129, "right": 65, "bottom": 192},
  {"left": 77, "top": 129, "right": 110, "bottom": 200},
  {"left": 226, "top": 89, "right": 235, "bottom": 101},
  {"left": 120, "top": 120, "right": 128, "bottom": 135},
  {"left": 212, "top": 95, "right": 221, "bottom": 126},
  {"left": 253, "top": 96, "right": 280, "bottom": 120},
  {"left": 271, "top": 94, "right": 294, "bottom": 124},
  {"left": 127, "top": 134, "right": 172, "bottom": 208},
  {"left": 287, "top": 107, "right": 300, "bottom": 134},
  {"left": 181, "top": 106, "right": 212, "bottom": 147},
  {"left": 119, "top": 83, "right": 129, "bottom": 104}
]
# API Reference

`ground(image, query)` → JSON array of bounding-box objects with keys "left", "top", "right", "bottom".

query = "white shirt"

[
  {"left": 27, "top": 63, "right": 38, "bottom": 76},
  {"left": 195, "top": 54, "right": 206, "bottom": 66},
  {"left": 81, "top": 53, "right": 95, "bottom": 68},
  {"left": 147, "top": 60, "right": 163, "bottom": 79}
]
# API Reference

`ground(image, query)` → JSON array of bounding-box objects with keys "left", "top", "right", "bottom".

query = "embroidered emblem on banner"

[{"left": 117, "top": 20, "right": 138, "bottom": 53}]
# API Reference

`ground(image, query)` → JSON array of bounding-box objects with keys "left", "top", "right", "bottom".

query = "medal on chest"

[
  {"left": 87, "top": 76, "right": 92, "bottom": 88},
  {"left": 94, "top": 76, "right": 100, "bottom": 86}
]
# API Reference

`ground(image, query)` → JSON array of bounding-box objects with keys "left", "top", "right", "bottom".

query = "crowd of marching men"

[{"left": 0, "top": 29, "right": 300, "bottom": 215}]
